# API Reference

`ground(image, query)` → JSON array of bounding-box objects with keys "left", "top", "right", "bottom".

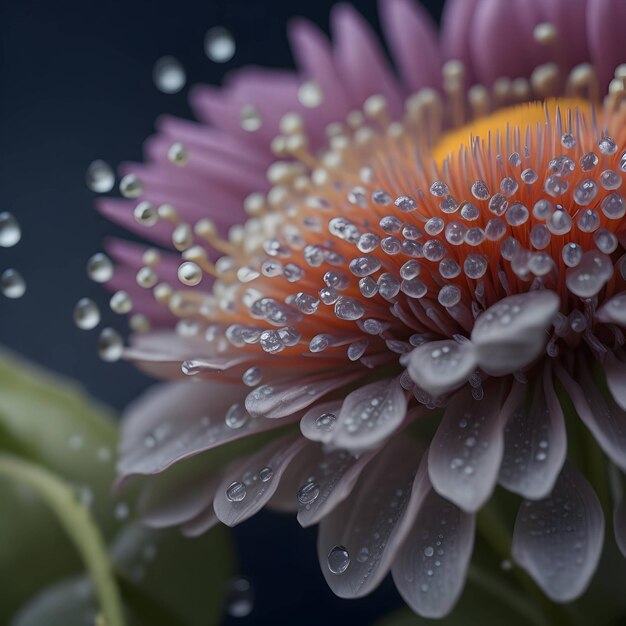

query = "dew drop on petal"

[
  {"left": 315, "top": 412, "right": 336, "bottom": 432},
  {"left": 327, "top": 545, "right": 350, "bottom": 574},
  {"left": 74, "top": 298, "right": 100, "bottom": 330},
  {"left": 259, "top": 467, "right": 273, "bottom": 482},
  {"left": 178, "top": 261, "right": 202, "bottom": 286},
  {"left": 297, "top": 480, "right": 320, "bottom": 505},
  {"left": 0, "top": 212, "right": 21, "bottom": 247},
  {"left": 242, "top": 366, "right": 262, "bottom": 387},
  {"left": 97, "top": 327, "right": 123, "bottom": 361},
  {"left": 225, "top": 403, "right": 248, "bottom": 429},
  {"left": 85, "top": 160, "right": 115, "bottom": 193},
  {"left": 298, "top": 81, "right": 324, "bottom": 108},
  {"left": 153, "top": 56, "right": 186, "bottom": 94},
  {"left": 1, "top": 269, "right": 26, "bottom": 298},
  {"left": 226, "top": 481, "right": 247, "bottom": 502},
  {"left": 204, "top": 26, "right": 235, "bottom": 63},
  {"left": 119, "top": 173, "right": 143, "bottom": 199}
]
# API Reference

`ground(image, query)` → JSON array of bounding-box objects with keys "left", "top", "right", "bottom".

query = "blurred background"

[{"left": 0, "top": 0, "right": 443, "bottom": 623}]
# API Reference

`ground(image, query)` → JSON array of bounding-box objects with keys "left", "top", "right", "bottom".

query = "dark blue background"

[{"left": 0, "top": 1, "right": 443, "bottom": 624}]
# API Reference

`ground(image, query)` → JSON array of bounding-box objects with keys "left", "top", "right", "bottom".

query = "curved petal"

[
  {"left": 317, "top": 437, "right": 425, "bottom": 598},
  {"left": 512, "top": 462, "right": 604, "bottom": 602},
  {"left": 499, "top": 365, "right": 567, "bottom": 499},
  {"left": 557, "top": 360, "right": 626, "bottom": 472},
  {"left": 428, "top": 382, "right": 509, "bottom": 512},
  {"left": 331, "top": 4, "right": 403, "bottom": 117},
  {"left": 378, "top": 0, "right": 442, "bottom": 92},
  {"left": 213, "top": 434, "right": 306, "bottom": 526},
  {"left": 333, "top": 377, "right": 408, "bottom": 450},
  {"left": 470, "top": 0, "right": 546, "bottom": 87},
  {"left": 118, "top": 380, "right": 296, "bottom": 480},
  {"left": 471, "top": 290, "right": 560, "bottom": 376},
  {"left": 596, "top": 292, "right": 626, "bottom": 326},
  {"left": 181, "top": 505, "right": 219, "bottom": 538},
  {"left": 587, "top": 0, "right": 626, "bottom": 93},
  {"left": 392, "top": 477, "right": 476, "bottom": 618},
  {"left": 542, "top": 0, "right": 589, "bottom": 72},
  {"left": 407, "top": 339, "right": 477, "bottom": 397},
  {"left": 440, "top": 0, "right": 482, "bottom": 83},
  {"left": 245, "top": 372, "right": 360, "bottom": 419},
  {"left": 604, "top": 352, "right": 626, "bottom": 411}
]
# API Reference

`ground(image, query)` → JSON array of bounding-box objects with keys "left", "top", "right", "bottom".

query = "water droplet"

[
  {"left": 242, "top": 366, "right": 262, "bottom": 387},
  {"left": 297, "top": 481, "right": 320, "bottom": 505},
  {"left": 85, "top": 160, "right": 115, "bottom": 193},
  {"left": 114, "top": 502, "right": 129, "bottom": 520},
  {"left": 87, "top": 253, "right": 114, "bottom": 283},
  {"left": 356, "top": 547, "right": 370, "bottom": 563},
  {"left": 259, "top": 467, "right": 273, "bottom": 482},
  {"left": 97, "top": 327, "right": 123, "bottom": 362},
  {"left": 110, "top": 290, "right": 133, "bottom": 314},
  {"left": 424, "top": 546, "right": 434, "bottom": 557},
  {"left": 298, "top": 81, "right": 324, "bottom": 108},
  {"left": 0, "top": 212, "right": 21, "bottom": 247},
  {"left": 205, "top": 26, "right": 236, "bottom": 63},
  {"left": 240, "top": 104, "right": 262, "bottom": 131},
  {"left": 226, "top": 577, "right": 254, "bottom": 618},
  {"left": 178, "top": 261, "right": 202, "bottom": 286},
  {"left": 1, "top": 269, "right": 26, "bottom": 298},
  {"left": 226, "top": 481, "right": 247, "bottom": 502},
  {"left": 119, "top": 173, "right": 143, "bottom": 198},
  {"left": 153, "top": 56, "right": 186, "bottom": 94},
  {"left": 225, "top": 404, "right": 248, "bottom": 429},
  {"left": 327, "top": 546, "right": 350, "bottom": 574},
  {"left": 74, "top": 298, "right": 100, "bottom": 330},
  {"left": 167, "top": 142, "right": 187, "bottom": 166}
]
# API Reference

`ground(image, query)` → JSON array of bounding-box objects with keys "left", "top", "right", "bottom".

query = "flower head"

[{"left": 96, "top": 0, "right": 626, "bottom": 618}]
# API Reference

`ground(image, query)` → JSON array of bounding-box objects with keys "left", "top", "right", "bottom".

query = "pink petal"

[
  {"left": 587, "top": 0, "right": 626, "bottom": 93},
  {"left": 542, "top": 0, "right": 589, "bottom": 72},
  {"left": 213, "top": 434, "right": 306, "bottom": 526},
  {"left": 428, "top": 382, "right": 510, "bottom": 512},
  {"left": 440, "top": 0, "right": 482, "bottom": 83},
  {"left": 330, "top": 4, "right": 404, "bottom": 117},
  {"left": 512, "top": 463, "right": 604, "bottom": 602},
  {"left": 499, "top": 365, "right": 567, "bottom": 499},
  {"left": 392, "top": 475, "right": 475, "bottom": 618},
  {"left": 378, "top": 0, "right": 442, "bottom": 92},
  {"left": 317, "top": 436, "right": 426, "bottom": 598}
]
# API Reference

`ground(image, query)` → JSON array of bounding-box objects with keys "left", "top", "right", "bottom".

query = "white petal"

[
  {"left": 512, "top": 463, "right": 604, "bottom": 602},
  {"left": 557, "top": 360, "right": 626, "bottom": 472},
  {"left": 428, "top": 383, "right": 509, "bottom": 512},
  {"left": 604, "top": 352, "right": 626, "bottom": 411},
  {"left": 596, "top": 292, "right": 626, "bottom": 326},
  {"left": 180, "top": 505, "right": 219, "bottom": 538},
  {"left": 213, "top": 434, "right": 306, "bottom": 526},
  {"left": 499, "top": 367, "right": 567, "bottom": 499},
  {"left": 407, "top": 340, "right": 477, "bottom": 397},
  {"left": 245, "top": 372, "right": 359, "bottom": 419},
  {"left": 471, "top": 290, "right": 560, "bottom": 376},
  {"left": 332, "top": 378, "right": 408, "bottom": 450},
  {"left": 566, "top": 251, "right": 613, "bottom": 298},
  {"left": 118, "top": 381, "right": 292, "bottom": 480},
  {"left": 392, "top": 478, "right": 475, "bottom": 618},
  {"left": 300, "top": 400, "right": 344, "bottom": 443},
  {"left": 317, "top": 437, "right": 426, "bottom": 598}
]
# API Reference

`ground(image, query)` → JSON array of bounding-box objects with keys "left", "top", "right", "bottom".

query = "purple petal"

[
  {"left": 499, "top": 366, "right": 567, "bottom": 499},
  {"left": 428, "top": 383, "right": 508, "bottom": 512},
  {"left": 378, "top": 0, "right": 442, "bottom": 92},
  {"left": 512, "top": 462, "right": 604, "bottom": 602},
  {"left": 392, "top": 477, "right": 475, "bottom": 618},
  {"left": 118, "top": 381, "right": 295, "bottom": 480},
  {"left": 333, "top": 377, "right": 408, "bottom": 450},
  {"left": 587, "top": 0, "right": 626, "bottom": 93},
  {"left": 542, "top": 0, "right": 589, "bottom": 72},
  {"left": 407, "top": 340, "right": 477, "bottom": 397},
  {"left": 213, "top": 434, "right": 306, "bottom": 526},
  {"left": 596, "top": 292, "right": 626, "bottom": 326},
  {"left": 330, "top": 4, "right": 403, "bottom": 117},
  {"left": 471, "top": 290, "right": 560, "bottom": 376},
  {"left": 440, "top": 0, "right": 482, "bottom": 83},
  {"left": 317, "top": 437, "right": 425, "bottom": 598},
  {"left": 604, "top": 353, "right": 626, "bottom": 411},
  {"left": 245, "top": 372, "right": 360, "bottom": 419},
  {"left": 557, "top": 360, "right": 626, "bottom": 472}
]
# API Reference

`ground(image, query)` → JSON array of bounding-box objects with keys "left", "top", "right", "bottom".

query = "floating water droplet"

[
  {"left": 297, "top": 480, "right": 320, "bottom": 505},
  {"left": 74, "top": 298, "right": 100, "bottom": 330},
  {"left": 327, "top": 546, "right": 350, "bottom": 574},
  {"left": 205, "top": 26, "right": 236, "bottom": 63},
  {"left": 259, "top": 467, "right": 273, "bottom": 482},
  {"left": 178, "top": 261, "right": 202, "bottom": 286},
  {"left": 242, "top": 366, "right": 262, "bottom": 387},
  {"left": 298, "top": 81, "right": 324, "bottom": 108},
  {"left": 87, "top": 253, "right": 114, "bottom": 283},
  {"left": 226, "top": 481, "right": 247, "bottom": 502},
  {"left": 110, "top": 290, "right": 133, "bottom": 314},
  {"left": 97, "top": 327, "right": 123, "bottom": 362},
  {"left": 153, "top": 56, "right": 186, "bottom": 94},
  {"left": 0, "top": 212, "right": 21, "bottom": 247},
  {"left": 85, "top": 160, "right": 115, "bottom": 193},
  {"left": 226, "top": 577, "right": 254, "bottom": 618},
  {"left": 119, "top": 173, "right": 143, "bottom": 199},
  {"left": 1, "top": 269, "right": 26, "bottom": 298}
]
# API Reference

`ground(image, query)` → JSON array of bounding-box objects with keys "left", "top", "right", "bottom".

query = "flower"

[{"left": 97, "top": 0, "right": 626, "bottom": 618}]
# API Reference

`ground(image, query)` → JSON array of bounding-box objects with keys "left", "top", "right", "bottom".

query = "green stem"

[
  {"left": 0, "top": 452, "right": 125, "bottom": 626},
  {"left": 467, "top": 563, "right": 549, "bottom": 626}
]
